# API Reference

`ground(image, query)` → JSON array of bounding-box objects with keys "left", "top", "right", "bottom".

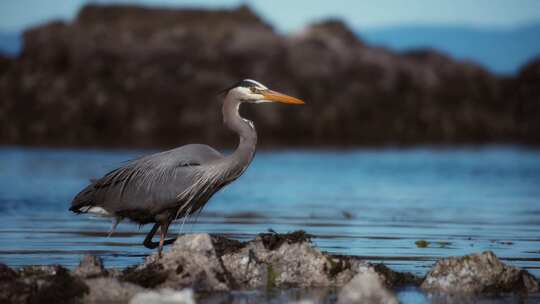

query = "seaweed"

[
  {"left": 120, "top": 263, "right": 168, "bottom": 288},
  {"left": 415, "top": 240, "right": 430, "bottom": 248},
  {"left": 259, "top": 230, "right": 312, "bottom": 251},
  {"left": 266, "top": 264, "right": 278, "bottom": 289},
  {"left": 325, "top": 255, "right": 352, "bottom": 278},
  {"left": 210, "top": 235, "right": 245, "bottom": 257},
  {"left": 373, "top": 264, "right": 422, "bottom": 288}
]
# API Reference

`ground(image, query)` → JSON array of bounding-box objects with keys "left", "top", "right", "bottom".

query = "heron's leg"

[
  {"left": 158, "top": 223, "right": 166, "bottom": 258},
  {"left": 143, "top": 223, "right": 160, "bottom": 249},
  {"left": 158, "top": 222, "right": 176, "bottom": 258}
]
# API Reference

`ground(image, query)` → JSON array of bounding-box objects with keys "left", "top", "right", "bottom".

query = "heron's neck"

[{"left": 222, "top": 96, "right": 257, "bottom": 178}]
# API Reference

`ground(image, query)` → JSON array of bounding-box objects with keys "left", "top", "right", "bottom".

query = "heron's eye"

[{"left": 250, "top": 87, "right": 260, "bottom": 94}]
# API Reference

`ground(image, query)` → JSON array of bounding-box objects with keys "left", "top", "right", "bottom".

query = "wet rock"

[
  {"left": 231, "top": 231, "right": 417, "bottom": 289},
  {"left": 337, "top": 269, "right": 399, "bottom": 304},
  {"left": 0, "top": 232, "right": 422, "bottom": 302},
  {"left": 210, "top": 234, "right": 245, "bottom": 257},
  {"left": 83, "top": 277, "right": 145, "bottom": 303},
  {"left": 130, "top": 288, "right": 195, "bottom": 304},
  {"left": 258, "top": 230, "right": 312, "bottom": 250},
  {"left": 105, "top": 267, "right": 124, "bottom": 278},
  {"left": 0, "top": 263, "right": 16, "bottom": 279},
  {"left": 134, "top": 231, "right": 418, "bottom": 292},
  {"left": 373, "top": 263, "right": 422, "bottom": 287},
  {"left": 12, "top": 264, "right": 89, "bottom": 304},
  {"left": 421, "top": 251, "right": 539, "bottom": 294},
  {"left": 18, "top": 264, "right": 62, "bottom": 277},
  {"left": 138, "top": 233, "right": 231, "bottom": 291},
  {"left": 74, "top": 255, "right": 107, "bottom": 278},
  {"left": 0, "top": 263, "right": 32, "bottom": 304},
  {"left": 121, "top": 263, "right": 169, "bottom": 288},
  {"left": 221, "top": 231, "right": 338, "bottom": 288}
]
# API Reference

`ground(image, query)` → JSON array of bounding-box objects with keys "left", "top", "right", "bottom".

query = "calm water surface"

[{"left": 0, "top": 146, "right": 539, "bottom": 302}]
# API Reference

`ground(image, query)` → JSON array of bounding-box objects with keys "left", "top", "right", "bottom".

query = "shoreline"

[{"left": 1, "top": 230, "right": 538, "bottom": 303}]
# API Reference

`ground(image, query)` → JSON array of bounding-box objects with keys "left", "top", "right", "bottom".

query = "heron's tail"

[{"left": 70, "top": 183, "right": 99, "bottom": 213}]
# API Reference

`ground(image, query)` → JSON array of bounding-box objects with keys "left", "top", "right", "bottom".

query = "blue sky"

[{"left": 1, "top": 0, "right": 540, "bottom": 33}]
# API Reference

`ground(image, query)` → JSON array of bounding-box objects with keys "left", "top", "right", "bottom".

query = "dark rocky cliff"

[{"left": 1, "top": 4, "right": 538, "bottom": 148}]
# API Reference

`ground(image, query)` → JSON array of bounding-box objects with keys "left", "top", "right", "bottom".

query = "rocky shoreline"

[
  {"left": 1, "top": 4, "right": 540, "bottom": 147},
  {"left": 1, "top": 231, "right": 538, "bottom": 303}
]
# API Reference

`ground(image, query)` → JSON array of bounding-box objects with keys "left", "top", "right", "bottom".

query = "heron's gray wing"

[{"left": 70, "top": 144, "right": 223, "bottom": 216}]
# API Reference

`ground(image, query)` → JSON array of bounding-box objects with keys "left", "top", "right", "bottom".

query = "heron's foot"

[
  {"left": 143, "top": 239, "right": 158, "bottom": 249},
  {"left": 142, "top": 222, "right": 177, "bottom": 258},
  {"left": 143, "top": 237, "right": 177, "bottom": 250},
  {"left": 163, "top": 237, "right": 177, "bottom": 246}
]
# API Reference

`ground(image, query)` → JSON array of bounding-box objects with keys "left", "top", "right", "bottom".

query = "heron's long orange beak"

[{"left": 262, "top": 90, "right": 305, "bottom": 105}]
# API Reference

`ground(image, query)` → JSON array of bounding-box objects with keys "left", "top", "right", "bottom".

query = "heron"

[{"left": 70, "top": 79, "right": 304, "bottom": 256}]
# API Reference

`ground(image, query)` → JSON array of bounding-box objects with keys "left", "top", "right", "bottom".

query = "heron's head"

[{"left": 223, "top": 79, "right": 304, "bottom": 105}]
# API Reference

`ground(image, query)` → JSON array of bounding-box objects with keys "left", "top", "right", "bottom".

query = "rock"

[
  {"left": 221, "top": 231, "right": 360, "bottom": 288},
  {"left": 130, "top": 288, "right": 195, "bottom": 304},
  {"left": 0, "top": 263, "right": 32, "bottom": 304},
  {"left": 0, "top": 264, "right": 16, "bottom": 279},
  {"left": 337, "top": 269, "right": 399, "bottom": 304},
  {"left": 373, "top": 263, "right": 422, "bottom": 287},
  {"left": 257, "top": 230, "right": 312, "bottom": 250},
  {"left": 510, "top": 57, "right": 540, "bottom": 145},
  {"left": 0, "top": 54, "right": 13, "bottom": 74},
  {"left": 74, "top": 255, "right": 107, "bottom": 278},
  {"left": 132, "top": 233, "right": 231, "bottom": 291},
  {"left": 121, "top": 263, "right": 170, "bottom": 289},
  {"left": 128, "top": 231, "right": 418, "bottom": 292},
  {"left": 1, "top": 4, "right": 539, "bottom": 148},
  {"left": 5, "top": 264, "right": 89, "bottom": 304},
  {"left": 83, "top": 277, "right": 145, "bottom": 303},
  {"left": 105, "top": 267, "right": 124, "bottom": 278},
  {"left": 421, "top": 251, "right": 539, "bottom": 294},
  {"left": 4, "top": 235, "right": 538, "bottom": 303},
  {"left": 222, "top": 231, "right": 416, "bottom": 289}
]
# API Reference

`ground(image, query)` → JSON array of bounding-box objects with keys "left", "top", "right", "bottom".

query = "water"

[{"left": 0, "top": 146, "right": 539, "bottom": 302}]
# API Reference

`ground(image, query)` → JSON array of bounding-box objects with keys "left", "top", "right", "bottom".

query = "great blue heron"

[{"left": 70, "top": 79, "right": 304, "bottom": 256}]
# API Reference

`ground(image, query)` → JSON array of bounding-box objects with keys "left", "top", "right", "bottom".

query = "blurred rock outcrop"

[
  {"left": 337, "top": 270, "right": 399, "bottom": 304},
  {"left": 1, "top": 4, "right": 539, "bottom": 147},
  {"left": 74, "top": 255, "right": 107, "bottom": 278},
  {"left": 130, "top": 288, "right": 195, "bottom": 304},
  {"left": 0, "top": 264, "right": 89, "bottom": 304},
  {"left": 422, "top": 251, "right": 539, "bottom": 294}
]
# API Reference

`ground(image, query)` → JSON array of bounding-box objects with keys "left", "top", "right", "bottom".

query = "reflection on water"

[{"left": 0, "top": 146, "right": 539, "bottom": 301}]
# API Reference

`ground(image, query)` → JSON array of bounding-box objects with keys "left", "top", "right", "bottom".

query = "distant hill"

[
  {"left": 0, "top": 31, "right": 21, "bottom": 56},
  {"left": 359, "top": 24, "right": 540, "bottom": 75}
]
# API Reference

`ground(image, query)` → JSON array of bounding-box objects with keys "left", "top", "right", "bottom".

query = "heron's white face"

[
  {"left": 227, "top": 79, "right": 304, "bottom": 105},
  {"left": 230, "top": 79, "right": 268, "bottom": 102}
]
